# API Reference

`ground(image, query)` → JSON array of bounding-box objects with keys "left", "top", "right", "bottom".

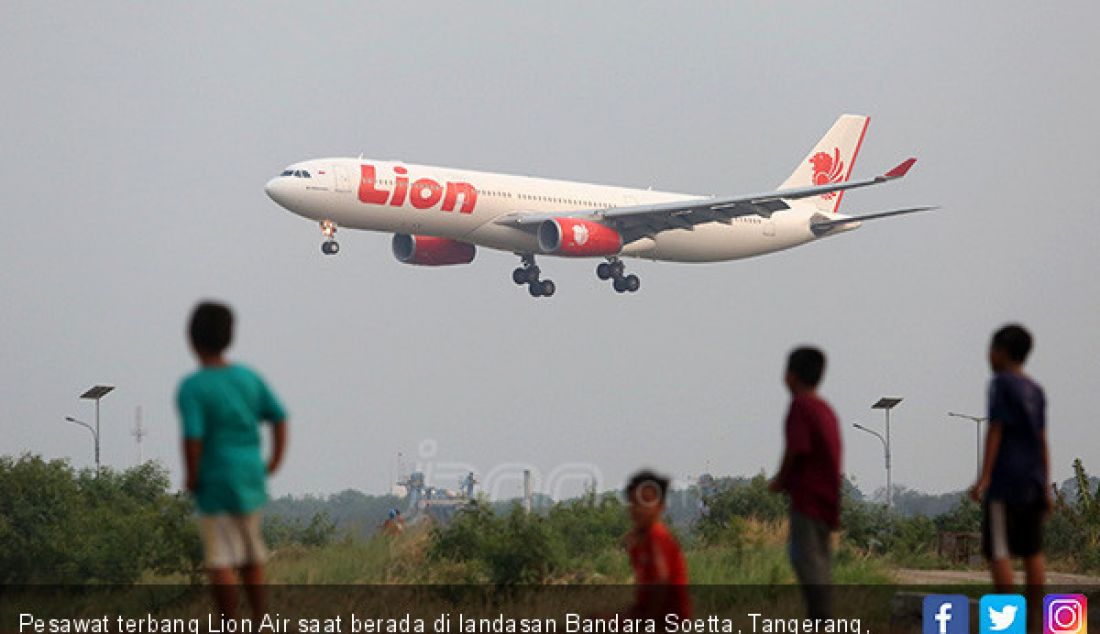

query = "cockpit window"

[{"left": 279, "top": 169, "right": 312, "bottom": 178}]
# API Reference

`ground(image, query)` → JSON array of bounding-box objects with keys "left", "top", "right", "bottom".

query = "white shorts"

[{"left": 200, "top": 514, "right": 269, "bottom": 570}]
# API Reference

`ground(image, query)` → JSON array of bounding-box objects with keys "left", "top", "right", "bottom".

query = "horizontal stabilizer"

[{"left": 811, "top": 205, "right": 939, "bottom": 236}]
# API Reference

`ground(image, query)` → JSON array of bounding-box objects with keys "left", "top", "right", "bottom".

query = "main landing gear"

[
  {"left": 512, "top": 254, "right": 555, "bottom": 298},
  {"left": 320, "top": 220, "right": 340, "bottom": 255},
  {"left": 596, "top": 257, "right": 639, "bottom": 293}
]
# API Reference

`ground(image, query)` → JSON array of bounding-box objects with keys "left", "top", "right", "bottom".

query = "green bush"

[
  {"left": 888, "top": 514, "right": 939, "bottom": 566},
  {"left": 429, "top": 494, "right": 636, "bottom": 584},
  {"left": 933, "top": 496, "right": 981, "bottom": 533},
  {"left": 430, "top": 501, "right": 569, "bottom": 584},
  {"left": 485, "top": 507, "right": 567, "bottom": 584},
  {"left": 696, "top": 473, "right": 786, "bottom": 544},
  {"left": 0, "top": 454, "right": 200, "bottom": 584},
  {"left": 544, "top": 491, "right": 629, "bottom": 559},
  {"left": 841, "top": 496, "right": 892, "bottom": 553},
  {"left": 1047, "top": 459, "right": 1100, "bottom": 571},
  {"left": 265, "top": 489, "right": 404, "bottom": 539},
  {"left": 263, "top": 511, "right": 338, "bottom": 548}
]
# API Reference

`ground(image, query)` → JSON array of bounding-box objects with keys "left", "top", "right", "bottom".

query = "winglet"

[{"left": 884, "top": 157, "right": 917, "bottom": 179}]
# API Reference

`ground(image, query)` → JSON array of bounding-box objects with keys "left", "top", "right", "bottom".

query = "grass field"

[{"left": 262, "top": 519, "right": 895, "bottom": 585}]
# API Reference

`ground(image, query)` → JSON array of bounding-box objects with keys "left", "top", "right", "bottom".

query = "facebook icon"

[{"left": 924, "top": 595, "right": 970, "bottom": 634}]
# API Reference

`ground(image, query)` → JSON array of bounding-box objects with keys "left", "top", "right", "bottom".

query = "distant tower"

[
  {"left": 523, "top": 469, "right": 533, "bottom": 514},
  {"left": 461, "top": 471, "right": 478, "bottom": 498},
  {"left": 397, "top": 471, "right": 427, "bottom": 512},
  {"left": 131, "top": 406, "right": 147, "bottom": 465}
]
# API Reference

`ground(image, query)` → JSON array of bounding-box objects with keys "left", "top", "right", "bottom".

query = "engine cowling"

[
  {"left": 392, "top": 234, "right": 475, "bottom": 266},
  {"left": 537, "top": 218, "right": 622, "bottom": 256}
]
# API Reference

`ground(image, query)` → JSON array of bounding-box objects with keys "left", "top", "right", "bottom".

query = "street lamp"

[
  {"left": 948, "top": 411, "right": 988, "bottom": 479},
  {"left": 871, "top": 396, "right": 903, "bottom": 510},
  {"left": 64, "top": 416, "right": 99, "bottom": 471},
  {"left": 853, "top": 422, "right": 890, "bottom": 509},
  {"left": 65, "top": 385, "right": 114, "bottom": 472}
]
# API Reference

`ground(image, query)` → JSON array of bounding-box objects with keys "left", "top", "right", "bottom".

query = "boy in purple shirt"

[{"left": 970, "top": 324, "right": 1049, "bottom": 626}]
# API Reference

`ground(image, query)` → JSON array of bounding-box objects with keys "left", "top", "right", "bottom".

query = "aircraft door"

[
  {"left": 334, "top": 165, "right": 353, "bottom": 193},
  {"left": 764, "top": 216, "right": 776, "bottom": 237}
]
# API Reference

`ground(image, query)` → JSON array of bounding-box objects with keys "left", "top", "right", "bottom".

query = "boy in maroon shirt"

[{"left": 769, "top": 346, "right": 841, "bottom": 620}]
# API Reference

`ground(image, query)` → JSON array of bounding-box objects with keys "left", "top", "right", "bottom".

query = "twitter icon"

[{"left": 981, "top": 594, "right": 1026, "bottom": 634}]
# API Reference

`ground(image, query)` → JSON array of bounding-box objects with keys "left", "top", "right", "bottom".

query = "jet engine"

[
  {"left": 537, "top": 218, "right": 622, "bottom": 256},
  {"left": 392, "top": 234, "right": 476, "bottom": 266}
]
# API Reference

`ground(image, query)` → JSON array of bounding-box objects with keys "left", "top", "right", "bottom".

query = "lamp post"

[
  {"left": 66, "top": 385, "right": 114, "bottom": 472},
  {"left": 948, "top": 411, "right": 987, "bottom": 479},
  {"left": 64, "top": 416, "right": 99, "bottom": 471},
  {"left": 853, "top": 422, "right": 890, "bottom": 509},
  {"left": 871, "top": 397, "right": 903, "bottom": 510}
]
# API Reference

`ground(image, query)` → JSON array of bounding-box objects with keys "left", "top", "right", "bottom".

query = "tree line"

[{"left": 2, "top": 452, "right": 1097, "bottom": 584}]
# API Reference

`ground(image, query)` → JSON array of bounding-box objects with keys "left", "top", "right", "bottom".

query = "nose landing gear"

[
  {"left": 512, "top": 254, "right": 555, "bottom": 298},
  {"left": 597, "top": 257, "right": 639, "bottom": 293},
  {"left": 320, "top": 220, "right": 339, "bottom": 255}
]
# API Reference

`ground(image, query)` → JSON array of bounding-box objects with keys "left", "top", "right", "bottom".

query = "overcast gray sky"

[{"left": 3, "top": 2, "right": 1098, "bottom": 502}]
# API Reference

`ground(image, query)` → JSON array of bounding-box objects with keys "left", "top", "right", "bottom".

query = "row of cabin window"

[
  {"left": 364, "top": 178, "right": 609, "bottom": 208},
  {"left": 517, "top": 192, "right": 610, "bottom": 208}
]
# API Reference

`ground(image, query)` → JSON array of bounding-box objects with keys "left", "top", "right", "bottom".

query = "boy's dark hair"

[
  {"left": 991, "top": 324, "right": 1032, "bottom": 363},
  {"left": 626, "top": 470, "right": 670, "bottom": 503},
  {"left": 787, "top": 346, "right": 826, "bottom": 387},
  {"left": 189, "top": 301, "right": 234, "bottom": 354}
]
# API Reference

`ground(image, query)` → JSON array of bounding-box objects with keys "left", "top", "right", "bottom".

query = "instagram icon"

[{"left": 1045, "top": 595, "right": 1087, "bottom": 634}]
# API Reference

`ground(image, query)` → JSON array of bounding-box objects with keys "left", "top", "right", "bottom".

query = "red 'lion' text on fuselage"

[{"left": 358, "top": 164, "right": 478, "bottom": 214}]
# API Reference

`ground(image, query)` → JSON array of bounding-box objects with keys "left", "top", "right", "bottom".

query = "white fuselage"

[{"left": 264, "top": 158, "right": 848, "bottom": 262}]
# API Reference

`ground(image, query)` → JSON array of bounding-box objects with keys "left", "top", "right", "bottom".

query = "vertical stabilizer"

[{"left": 779, "top": 114, "right": 870, "bottom": 213}]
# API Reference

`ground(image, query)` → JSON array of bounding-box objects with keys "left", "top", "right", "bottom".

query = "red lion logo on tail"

[{"left": 809, "top": 147, "right": 845, "bottom": 200}]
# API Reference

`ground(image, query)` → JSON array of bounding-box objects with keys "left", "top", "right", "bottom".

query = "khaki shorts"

[{"left": 200, "top": 514, "right": 269, "bottom": 569}]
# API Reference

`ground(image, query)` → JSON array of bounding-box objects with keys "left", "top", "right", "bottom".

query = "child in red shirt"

[{"left": 625, "top": 470, "right": 690, "bottom": 620}]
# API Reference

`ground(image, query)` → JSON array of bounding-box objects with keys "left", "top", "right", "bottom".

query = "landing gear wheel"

[
  {"left": 320, "top": 220, "right": 339, "bottom": 255},
  {"left": 515, "top": 254, "right": 555, "bottom": 298},
  {"left": 603, "top": 257, "right": 638, "bottom": 294}
]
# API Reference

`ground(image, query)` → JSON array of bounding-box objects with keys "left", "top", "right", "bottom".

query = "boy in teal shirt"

[{"left": 178, "top": 301, "right": 288, "bottom": 620}]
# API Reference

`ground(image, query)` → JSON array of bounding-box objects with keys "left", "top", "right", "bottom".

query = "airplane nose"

[{"left": 264, "top": 178, "right": 285, "bottom": 205}]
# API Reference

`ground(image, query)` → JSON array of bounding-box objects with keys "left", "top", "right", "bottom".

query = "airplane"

[{"left": 264, "top": 114, "right": 934, "bottom": 298}]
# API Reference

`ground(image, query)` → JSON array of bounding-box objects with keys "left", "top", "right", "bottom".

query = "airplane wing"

[{"left": 495, "top": 158, "right": 917, "bottom": 244}]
